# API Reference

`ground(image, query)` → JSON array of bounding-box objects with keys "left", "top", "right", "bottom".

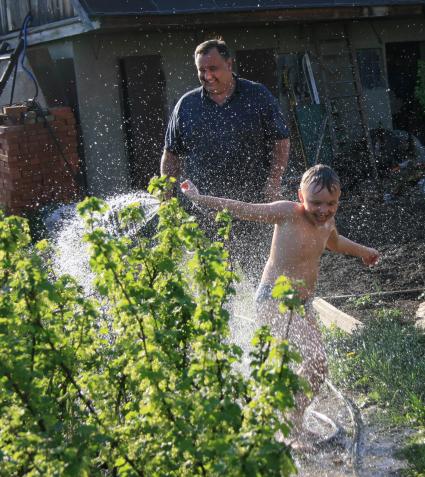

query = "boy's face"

[{"left": 298, "top": 182, "right": 341, "bottom": 226}]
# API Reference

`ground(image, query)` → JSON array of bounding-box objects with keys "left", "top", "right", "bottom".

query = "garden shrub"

[{"left": 0, "top": 177, "right": 303, "bottom": 476}]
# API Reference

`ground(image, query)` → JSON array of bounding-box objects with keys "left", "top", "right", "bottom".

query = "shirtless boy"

[{"left": 181, "top": 164, "right": 379, "bottom": 443}]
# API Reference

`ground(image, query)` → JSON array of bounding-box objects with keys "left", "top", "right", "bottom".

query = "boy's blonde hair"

[{"left": 300, "top": 164, "right": 340, "bottom": 193}]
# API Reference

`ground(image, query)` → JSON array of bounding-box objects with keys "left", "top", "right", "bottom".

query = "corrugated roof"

[{"left": 77, "top": 0, "right": 424, "bottom": 16}]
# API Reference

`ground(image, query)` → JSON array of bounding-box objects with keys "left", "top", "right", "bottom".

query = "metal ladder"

[{"left": 314, "top": 24, "right": 378, "bottom": 178}]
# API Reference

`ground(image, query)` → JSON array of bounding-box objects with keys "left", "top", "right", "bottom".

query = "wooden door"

[{"left": 120, "top": 55, "right": 166, "bottom": 190}]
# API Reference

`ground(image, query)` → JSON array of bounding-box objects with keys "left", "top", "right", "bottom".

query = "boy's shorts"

[
  {"left": 255, "top": 282, "right": 314, "bottom": 313},
  {"left": 254, "top": 282, "right": 274, "bottom": 304},
  {"left": 255, "top": 282, "right": 327, "bottom": 397}
]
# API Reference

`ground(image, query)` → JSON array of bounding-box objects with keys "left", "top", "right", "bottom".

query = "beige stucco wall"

[{"left": 0, "top": 39, "right": 76, "bottom": 110}]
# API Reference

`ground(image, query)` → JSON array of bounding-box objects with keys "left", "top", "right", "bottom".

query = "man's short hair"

[
  {"left": 301, "top": 164, "right": 341, "bottom": 193},
  {"left": 194, "top": 39, "right": 231, "bottom": 60}
]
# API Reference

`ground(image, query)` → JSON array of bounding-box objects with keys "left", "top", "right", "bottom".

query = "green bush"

[
  {"left": 323, "top": 309, "right": 425, "bottom": 425},
  {"left": 0, "top": 177, "right": 303, "bottom": 476}
]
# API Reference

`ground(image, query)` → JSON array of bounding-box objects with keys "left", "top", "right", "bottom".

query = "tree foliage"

[{"left": 0, "top": 177, "right": 303, "bottom": 476}]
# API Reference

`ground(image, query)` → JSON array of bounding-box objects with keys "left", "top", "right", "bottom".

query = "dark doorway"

[
  {"left": 386, "top": 41, "right": 424, "bottom": 141},
  {"left": 235, "top": 48, "right": 278, "bottom": 97},
  {"left": 120, "top": 55, "right": 167, "bottom": 190}
]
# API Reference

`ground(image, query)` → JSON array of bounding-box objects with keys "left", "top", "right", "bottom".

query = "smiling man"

[
  {"left": 195, "top": 43, "right": 235, "bottom": 105},
  {"left": 161, "top": 38, "right": 289, "bottom": 203},
  {"left": 160, "top": 38, "right": 290, "bottom": 281}
]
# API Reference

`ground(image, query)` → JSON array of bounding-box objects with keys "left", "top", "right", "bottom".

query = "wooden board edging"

[{"left": 313, "top": 297, "right": 363, "bottom": 334}]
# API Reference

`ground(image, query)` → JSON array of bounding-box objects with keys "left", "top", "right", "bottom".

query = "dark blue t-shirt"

[{"left": 165, "top": 77, "right": 289, "bottom": 202}]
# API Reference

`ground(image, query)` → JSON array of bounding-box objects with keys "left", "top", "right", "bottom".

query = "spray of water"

[
  {"left": 47, "top": 191, "right": 159, "bottom": 294},
  {"left": 228, "top": 278, "right": 258, "bottom": 375}
]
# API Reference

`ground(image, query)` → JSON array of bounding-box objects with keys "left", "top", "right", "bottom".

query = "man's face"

[
  {"left": 298, "top": 182, "right": 341, "bottom": 226},
  {"left": 195, "top": 48, "right": 233, "bottom": 96}
]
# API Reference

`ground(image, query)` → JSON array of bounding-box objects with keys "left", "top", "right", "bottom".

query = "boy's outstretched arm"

[
  {"left": 326, "top": 229, "right": 380, "bottom": 266},
  {"left": 180, "top": 179, "right": 294, "bottom": 224}
]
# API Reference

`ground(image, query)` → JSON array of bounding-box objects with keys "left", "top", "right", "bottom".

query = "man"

[{"left": 161, "top": 38, "right": 290, "bottom": 280}]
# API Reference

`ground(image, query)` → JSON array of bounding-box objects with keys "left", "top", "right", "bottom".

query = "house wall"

[
  {"left": 72, "top": 31, "right": 199, "bottom": 196},
  {"left": 0, "top": 40, "right": 75, "bottom": 112},
  {"left": 0, "top": 60, "right": 48, "bottom": 109},
  {"left": 68, "top": 16, "right": 425, "bottom": 196}
]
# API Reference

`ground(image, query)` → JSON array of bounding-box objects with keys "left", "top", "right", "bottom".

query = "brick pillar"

[{"left": 0, "top": 106, "right": 81, "bottom": 215}]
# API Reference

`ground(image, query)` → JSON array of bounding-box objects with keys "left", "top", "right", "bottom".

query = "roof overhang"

[
  {"left": 77, "top": 0, "right": 424, "bottom": 17},
  {"left": 1, "top": 2, "right": 423, "bottom": 45},
  {"left": 0, "top": 16, "right": 99, "bottom": 46},
  {"left": 93, "top": 4, "right": 425, "bottom": 31}
]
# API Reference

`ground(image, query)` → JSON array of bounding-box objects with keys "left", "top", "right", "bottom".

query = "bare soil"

[{"left": 315, "top": 178, "right": 425, "bottom": 321}]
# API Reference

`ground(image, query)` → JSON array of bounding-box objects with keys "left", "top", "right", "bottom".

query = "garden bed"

[{"left": 325, "top": 292, "right": 422, "bottom": 325}]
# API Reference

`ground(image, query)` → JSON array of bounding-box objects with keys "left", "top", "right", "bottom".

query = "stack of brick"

[{"left": 0, "top": 105, "right": 81, "bottom": 215}]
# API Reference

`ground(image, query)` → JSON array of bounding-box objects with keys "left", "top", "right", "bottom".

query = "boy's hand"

[
  {"left": 180, "top": 180, "right": 199, "bottom": 200},
  {"left": 362, "top": 247, "right": 380, "bottom": 266}
]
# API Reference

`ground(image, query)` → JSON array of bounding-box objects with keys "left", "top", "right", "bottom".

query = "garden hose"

[{"left": 325, "top": 379, "right": 364, "bottom": 477}]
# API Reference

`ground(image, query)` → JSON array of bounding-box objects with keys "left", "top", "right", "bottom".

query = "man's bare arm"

[
  {"left": 160, "top": 149, "right": 182, "bottom": 179},
  {"left": 263, "top": 138, "right": 290, "bottom": 201},
  {"left": 181, "top": 179, "right": 294, "bottom": 224},
  {"left": 160, "top": 149, "right": 182, "bottom": 198}
]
